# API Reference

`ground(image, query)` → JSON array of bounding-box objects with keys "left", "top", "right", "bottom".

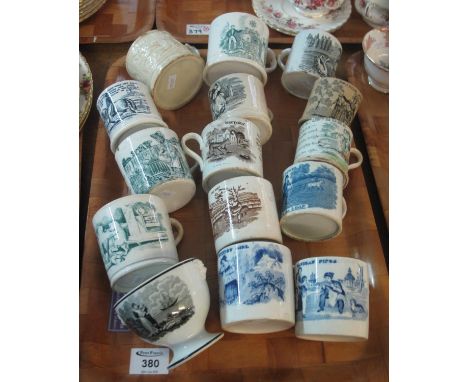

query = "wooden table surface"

[
  {"left": 346, "top": 52, "right": 389, "bottom": 226},
  {"left": 79, "top": 46, "right": 389, "bottom": 381},
  {"left": 155, "top": 0, "right": 371, "bottom": 44}
]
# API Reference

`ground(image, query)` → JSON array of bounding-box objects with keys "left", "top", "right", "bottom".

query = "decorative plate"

[
  {"left": 252, "top": 0, "right": 352, "bottom": 36},
  {"left": 79, "top": 52, "right": 93, "bottom": 132}
]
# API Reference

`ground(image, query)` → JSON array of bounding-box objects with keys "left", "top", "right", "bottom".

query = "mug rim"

[
  {"left": 97, "top": 79, "right": 150, "bottom": 103},
  {"left": 208, "top": 174, "right": 271, "bottom": 197},
  {"left": 217, "top": 240, "right": 291, "bottom": 256},
  {"left": 308, "top": 77, "right": 363, "bottom": 102},
  {"left": 295, "top": 256, "right": 367, "bottom": 268},
  {"left": 283, "top": 160, "right": 344, "bottom": 182},
  {"left": 280, "top": 210, "right": 342, "bottom": 242},
  {"left": 113, "top": 257, "right": 197, "bottom": 309},
  {"left": 115, "top": 125, "right": 178, "bottom": 153},
  {"left": 295, "top": 28, "right": 342, "bottom": 51},
  {"left": 203, "top": 58, "right": 268, "bottom": 86},
  {"left": 298, "top": 116, "right": 354, "bottom": 139}
]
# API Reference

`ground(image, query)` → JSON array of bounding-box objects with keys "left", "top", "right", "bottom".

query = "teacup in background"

[
  {"left": 115, "top": 126, "right": 196, "bottom": 213},
  {"left": 281, "top": 161, "right": 346, "bottom": 241},
  {"left": 181, "top": 118, "right": 263, "bottom": 192},
  {"left": 208, "top": 176, "right": 282, "bottom": 253},
  {"left": 208, "top": 73, "right": 273, "bottom": 144},
  {"left": 355, "top": 0, "right": 389, "bottom": 28},
  {"left": 115, "top": 258, "right": 224, "bottom": 369},
  {"left": 299, "top": 77, "right": 363, "bottom": 126},
  {"left": 294, "top": 116, "right": 363, "bottom": 186},
  {"left": 126, "top": 30, "right": 205, "bottom": 110},
  {"left": 290, "top": 0, "right": 345, "bottom": 18},
  {"left": 295, "top": 256, "right": 369, "bottom": 341},
  {"left": 92, "top": 194, "right": 184, "bottom": 293},
  {"left": 97, "top": 80, "right": 168, "bottom": 153},
  {"left": 217, "top": 241, "right": 295, "bottom": 333},
  {"left": 204, "top": 12, "right": 277, "bottom": 85},
  {"left": 362, "top": 28, "right": 389, "bottom": 94},
  {"left": 278, "top": 30, "right": 342, "bottom": 99}
]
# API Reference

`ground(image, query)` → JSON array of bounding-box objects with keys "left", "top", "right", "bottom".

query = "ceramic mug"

[
  {"left": 208, "top": 73, "right": 273, "bottom": 144},
  {"left": 278, "top": 30, "right": 342, "bottom": 99},
  {"left": 294, "top": 116, "right": 363, "bottom": 186},
  {"left": 217, "top": 241, "right": 295, "bottom": 333},
  {"left": 355, "top": 0, "right": 389, "bottom": 28},
  {"left": 92, "top": 194, "right": 184, "bottom": 293},
  {"left": 290, "top": 0, "right": 345, "bottom": 18},
  {"left": 97, "top": 80, "right": 169, "bottom": 153},
  {"left": 295, "top": 256, "right": 369, "bottom": 341},
  {"left": 281, "top": 161, "right": 347, "bottom": 241},
  {"left": 115, "top": 126, "right": 196, "bottom": 213},
  {"left": 126, "top": 30, "right": 205, "bottom": 110},
  {"left": 208, "top": 176, "right": 283, "bottom": 253},
  {"left": 299, "top": 77, "right": 363, "bottom": 126},
  {"left": 115, "top": 258, "right": 224, "bottom": 369},
  {"left": 204, "top": 12, "right": 277, "bottom": 85},
  {"left": 181, "top": 118, "right": 263, "bottom": 192},
  {"left": 362, "top": 28, "right": 389, "bottom": 93}
]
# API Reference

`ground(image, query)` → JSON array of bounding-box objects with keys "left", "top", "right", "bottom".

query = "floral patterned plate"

[
  {"left": 79, "top": 52, "right": 93, "bottom": 132},
  {"left": 252, "top": 0, "right": 352, "bottom": 36}
]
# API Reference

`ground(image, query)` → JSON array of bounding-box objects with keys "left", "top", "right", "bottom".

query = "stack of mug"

[
  {"left": 93, "top": 31, "right": 226, "bottom": 369},
  {"left": 179, "top": 12, "right": 295, "bottom": 335},
  {"left": 274, "top": 29, "right": 363, "bottom": 242}
]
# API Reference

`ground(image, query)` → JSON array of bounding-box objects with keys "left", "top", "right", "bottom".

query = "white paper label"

[
  {"left": 167, "top": 74, "right": 177, "bottom": 90},
  {"left": 129, "top": 348, "right": 169, "bottom": 375},
  {"left": 186, "top": 24, "right": 210, "bottom": 35}
]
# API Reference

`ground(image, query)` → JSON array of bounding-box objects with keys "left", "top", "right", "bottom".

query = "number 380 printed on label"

[{"left": 129, "top": 348, "right": 169, "bottom": 375}]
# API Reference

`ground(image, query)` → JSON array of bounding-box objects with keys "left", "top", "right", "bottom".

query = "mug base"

[
  {"left": 295, "top": 318, "right": 368, "bottom": 342},
  {"left": 281, "top": 71, "right": 319, "bottom": 99},
  {"left": 150, "top": 178, "right": 196, "bottom": 213},
  {"left": 280, "top": 211, "right": 341, "bottom": 242},
  {"left": 203, "top": 60, "right": 267, "bottom": 86},
  {"left": 153, "top": 55, "right": 205, "bottom": 110},
  {"left": 203, "top": 167, "right": 262, "bottom": 193},
  {"left": 168, "top": 330, "right": 224, "bottom": 370}
]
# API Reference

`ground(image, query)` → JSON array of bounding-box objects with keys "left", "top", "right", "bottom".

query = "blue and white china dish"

[
  {"left": 295, "top": 256, "right": 369, "bottom": 341},
  {"left": 115, "top": 126, "right": 196, "bottom": 213},
  {"left": 115, "top": 258, "right": 224, "bottom": 369},
  {"left": 217, "top": 241, "right": 295, "bottom": 333},
  {"left": 294, "top": 116, "right": 363, "bottom": 185},
  {"left": 92, "top": 194, "right": 184, "bottom": 293},
  {"left": 97, "top": 80, "right": 168, "bottom": 152},
  {"left": 281, "top": 161, "right": 346, "bottom": 241}
]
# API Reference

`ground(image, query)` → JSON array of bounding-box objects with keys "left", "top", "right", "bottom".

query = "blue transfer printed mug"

[
  {"left": 97, "top": 80, "right": 168, "bottom": 153},
  {"left": 295, "top": 256, "right": 369, "bottom": 341},
  {"left": 115, "top": 126, "right": 196, "bottom": 213},
  {"left": 217, "top": 241, "right": 295, "bottom": 334},
  {"left": 92, "top": 194, "right": 184, "bottom": 293},
  {"left": 280, "top": 161, "right": 347, "bottom": 242}
]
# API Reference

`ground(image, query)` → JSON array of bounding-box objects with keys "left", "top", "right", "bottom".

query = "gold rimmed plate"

[{"left": 79, "top": 52, "right": 93, "bottom": 132}]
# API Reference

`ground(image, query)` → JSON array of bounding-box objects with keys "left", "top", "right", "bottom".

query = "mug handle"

[
  {"left": 265, "top": 48, "right": 277, "bottom": 73},
  {"left": 348, "top": 148, "right": 363, "bottom": 170},
  {"left": 341, "top": 198, "right": 347, "bottom": 219},
  {"left": 277, "top": 48, "right": 291, "bottom": 71},
  {"left": 267, "top": 108, "right": 274, "bottom": 121},
  {"left": 326, "top": 0, "right": 344, "bottom": 10},
  {"left": 184, "top": 43, "right": 201, "bottom": 57},
  {"left": 170, "top": 218, "right": 184, "bottom": 246},
  {"left": 181, "top": 133, "right": 205, "bottom": 171}
]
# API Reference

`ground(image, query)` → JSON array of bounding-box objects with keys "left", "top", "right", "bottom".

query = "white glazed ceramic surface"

[
  {"left": 115, "top": 126, "right": 196, "bottom": 213},
  {"left": 299, "top": 77, "right": 363, "bottom": 126},
  {"left": 217, "top": 241, "right": 295, "bottom": 333},
  {"left": 92, "top": 194, "right": 184, "bottom": 293},
  {"left": 204, "top": 12, "right": 275, "bottom": 85},
  {"left": 96, "top": 80, "right": 168, "bottom": 153},
  {"left": 278, "top": 30, "right": 342, "bottom": 99},
  {"left": 208, "top": 73, "right": 272, "bottom": 144},
  {"left": 295, "top": 256, "right": 369, "bottom": 341},
  {"left": 362, "top": 28, "right": 389, "bottom": 93},
  {"left": 181, "top": 118, "right": 263, "bottom": 192},
  {"left": 252, "top": 0, "right": 352, "bottom": 36},
  {"left": 289, "top": 0, "right": 345, "bottom": 18},
  {"left": 294, "top": 116, "right": 363, "bottom": 184},
  {"left": 208, "top": 176, "right": 283, "bottom": 253},
  {"left": 355, "top": 0, "right": 389, "bottom": 28},
  {"left": 281, "top": 161, "right": 346, "bottom": 241},
  {"left": 114, "top": 258, "right": 224, "bottom": 369},
  {"left": 79, "top": 52, "right": 93, "bottom": 132},
  {"left": 126, "top": 30, "right": 205, "bottom": 110}
]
